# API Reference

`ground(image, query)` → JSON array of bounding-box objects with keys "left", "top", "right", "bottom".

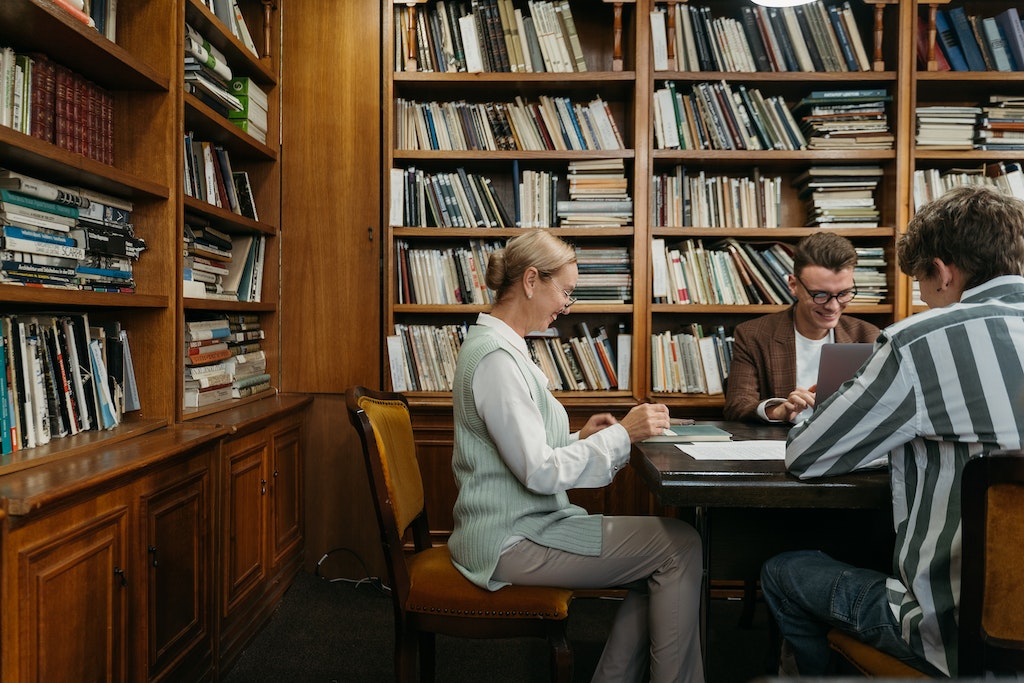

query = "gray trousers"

[{"left": 492, "top": 516, "right": 705, "bottom": 683}]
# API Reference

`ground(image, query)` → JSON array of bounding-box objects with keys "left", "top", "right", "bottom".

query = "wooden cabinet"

[
  {"left": 195, "top": 394, "right": 309, "bottom": 673},
  {"left": 0, "top": 426, "right": 220, "bottom": 683}
]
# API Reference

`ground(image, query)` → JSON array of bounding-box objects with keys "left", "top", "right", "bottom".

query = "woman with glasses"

[
  {"left": 449, "top": 229, "right": 705, "bottom": 683},
  {"left": 723, "top": 232, "right": 880, "bottom": 423}
]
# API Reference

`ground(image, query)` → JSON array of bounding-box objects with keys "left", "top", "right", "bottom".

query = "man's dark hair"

[
  {"left": 792, "top": 232, "right": 858, "bottom": 275},
  {"left": 898, "top": 186, "right": 1024, "bottom": 288}
]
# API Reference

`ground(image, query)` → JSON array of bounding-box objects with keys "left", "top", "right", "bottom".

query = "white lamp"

[{"left": 750, "top": 0, "right": 814, "bottom": 6}]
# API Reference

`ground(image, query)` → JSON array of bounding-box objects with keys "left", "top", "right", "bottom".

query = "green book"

[{"left": 642, "top": 424, "right": 732, "bottom": 443}]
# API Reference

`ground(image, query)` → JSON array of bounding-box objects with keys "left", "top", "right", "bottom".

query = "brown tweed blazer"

[{"left": 722, "top": 307, "right": 880, "bottom": 422}]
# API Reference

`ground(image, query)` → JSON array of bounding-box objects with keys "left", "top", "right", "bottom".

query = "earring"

[{"left": 527, "top": 294, "right": 532, "bottom": 299}]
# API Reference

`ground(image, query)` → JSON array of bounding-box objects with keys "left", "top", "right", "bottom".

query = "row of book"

[
  {"left": 575, "top": 245, "right": 631, "bottom": 303},
  {"left": 183, "top": 224, "right": 266, "bottom": 302},
  {"left": 38, "top": 0, "right": 117, "bottom": 40},
  {"left": 183, "top": 132, "right": 260, "bottom": 220},
  {"left": 183, "top": 314, "right": 271, "bottom": 409},
  {"left": 652, "top": 167, "right": 783, "bottom": 228},
  {"left": 650, "top": 0, "right": 872, "bottom": 74},
  {"left": 913, "top": 161, "right": 1024, "bottom": 212},
  {"left": 0, "top": 313, "right": 136, "bottom": 454},
  {"left": 931, "top": 6, "right": 1024, "bottom": 72},
  {"left": 651, "top": 325, "right": 732, "bottom": 395},
  {"left": 390, "top": 158, "right": 632, "bottom": 229},
  {"left": 395, "top": 0, "right": 587, "bottom": 73},
  {"left": 796, "top": 165, "right": 883, "bottom": 228},
  {"left": 396, "top": 238, "right": 501, "bottom": 305},
  {"left": 395, "top": 95, "right": 624, "bottom": 151},
  {"left": 0, "top": 48, "right": 114, "bottom": 165},
  {"left": 796, "top": 89, "right": 893, "bottom": 151},
  {"left": 0, "top": 169, "right": 145, "bottom": 291},
  {"left": 386, "top": 321, "right": 631, "bottom": 393},
  {"left": 197, "top": 0, "right": 261, "bottom": 57},
  {"left": 653, "top": 81, "right": 807, "bottom": 152}
]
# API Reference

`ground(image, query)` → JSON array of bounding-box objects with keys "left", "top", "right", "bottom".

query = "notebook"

[
  {"left": 642, "top": 424, "right": 733, "bottom": 443},
  {"left": 815, "top": 343, "right": 874, "bottom": 407}
]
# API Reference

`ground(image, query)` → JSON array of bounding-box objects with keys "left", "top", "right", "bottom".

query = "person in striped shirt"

[{"left": 760, "top": 185, "right": 1024, "bottom": 677}]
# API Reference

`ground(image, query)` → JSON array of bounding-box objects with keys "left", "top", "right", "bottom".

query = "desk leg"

[{"left": 694, "top": 504, "right": 710, "bottom": 681}]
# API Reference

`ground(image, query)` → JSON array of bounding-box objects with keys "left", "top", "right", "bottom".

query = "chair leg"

[
  {"left": 548, "top": 624, "right": 574, "bottom": 683},
  {"left": 418, "top": 631, "right": 436, "bottom": 683},
  {"left": 395, "top": 624, "right": 419, "bottom": 683}
]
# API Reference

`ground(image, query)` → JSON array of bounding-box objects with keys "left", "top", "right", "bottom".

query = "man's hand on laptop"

[{"left": 767, "top": 385, "right": 817, "bottom": 423}]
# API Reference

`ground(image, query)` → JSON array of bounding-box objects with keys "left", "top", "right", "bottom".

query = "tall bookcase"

[
  {"left": 382, "top": 0, "right": 916, "bottom": 527},
  {"left": 0, "top": 0, "right": 179, "bottom": 473},
  {"left": 181, "top": 0, "right": 281, "bottom": 420}
]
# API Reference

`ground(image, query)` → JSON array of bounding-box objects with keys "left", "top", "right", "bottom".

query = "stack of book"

[
  {"left": 853, "top": 247, "right": 887, "bottom": 305},
  {"left": 794, "top": 88, "right": 894, "bottom": 150},
  {"left": 228, "top": 77, "right": 268, "bottom": 144},
  {"left": 574, "top": 245, "right": 631, "bottom": 303},
  {"left": 183, "top": 314, "right": 270, "bottom": 408},
  {"left": 393, "top": 0, "right": 586, "bottom": 74},
  {"left": 976, "top": 96, "right": 1024, "bottom": 151},
  {"left": 915, "top": 105, "right": 981, "bottom": 150},
  {"left": 518, "top": 168, "right": 558, "bottom": 228},
  {"left": 0, "top": 312, "right": 135, "bottom": 454},
  {"left": 794, "top": 165, "right": 883, "bottom": 228},
  {"left": 556, "top": 159, "right": 632, "bottom": 227},
  {"left": 0, "top": 170, "right": 144, "bottom": 291},
  {"left": 651, "top": 0, "right": 871, "bottom": 73},
  {"left": 183, "top": 223, "right": 234, "bottom": 300},
  {"left": 650, "top": 324, "right": 731, "bottom": 395},
  {"left": 184, "top": 24, "right": 244, "bottom": 118}
]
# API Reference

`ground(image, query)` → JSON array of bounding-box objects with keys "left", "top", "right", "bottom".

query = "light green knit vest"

[{"left": 449, "top": 325, "right": 603, "bottom": 590}]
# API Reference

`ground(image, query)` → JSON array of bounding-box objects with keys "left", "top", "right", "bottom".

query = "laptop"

[{"left": 815, "top": 343, "right": 874, "bottom": 408}]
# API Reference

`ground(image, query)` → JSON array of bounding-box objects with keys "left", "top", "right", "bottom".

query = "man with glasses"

[{"left": 724, "top": 232, "right": 880, "bottom": 423}]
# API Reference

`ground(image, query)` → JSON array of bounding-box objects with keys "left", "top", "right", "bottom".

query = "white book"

[
  {"left": 0, "top": 47, "right": 16, "bottom": 129},
  {"left": 679, "top": 4, "right": 700, "bottom": 72},
  {"left": 16, "top": 321, "right": 36, "bottom": 448},
  {"left": 89, "top": 338, "right": 119, "bottom": 429},
  {"left": 459, "top": 15, "right": 484, "bottom": 73},
  {"left": 515, "top": 9, "right": 534, "bottom": 72},
  {"left": 232, "top": 2, "right": 260, "bottom": 57},
  {"left": 650, "top": 10, "right": 669, "bottom": 71}
]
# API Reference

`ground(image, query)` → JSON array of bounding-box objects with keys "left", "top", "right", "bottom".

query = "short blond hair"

[{"left": 485, "top": 230, "right": 576, "bottom": 301}]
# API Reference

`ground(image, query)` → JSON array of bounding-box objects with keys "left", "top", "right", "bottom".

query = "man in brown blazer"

[{"left": 724, "top": 233, "right": 880, "bottom": 423}]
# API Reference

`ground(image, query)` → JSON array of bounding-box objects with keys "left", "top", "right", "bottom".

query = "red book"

[{"left": 47, "top": 0, "right": 95, "bottom": 28}]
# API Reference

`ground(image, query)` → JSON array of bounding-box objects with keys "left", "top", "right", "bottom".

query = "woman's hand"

[
  {"left": 579, "top": 412, "right": 618, "bottom": 439},
  {"left": 618, "top": 403, "right": 672, "bottom": 443}
]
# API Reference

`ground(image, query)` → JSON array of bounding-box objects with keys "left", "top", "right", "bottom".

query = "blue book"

[
  {"left": 0, "top": 332, "right": 11, "bottom": 455},
  {"left": 935, "top": 9, "right": 970, "bottom": 71},
  {"left": 511, "top": 158, "right": 520, "bottom": 227},
  {"left": 949, "top": 7, "right": 988, "bottom": 71},
  {"left": 2, "top": 225, "right": 77, "bottom": 246}
]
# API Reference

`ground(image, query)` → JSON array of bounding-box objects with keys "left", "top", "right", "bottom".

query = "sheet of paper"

[{"left": 676, "top": 440, "right": 787, "bottom": 460}]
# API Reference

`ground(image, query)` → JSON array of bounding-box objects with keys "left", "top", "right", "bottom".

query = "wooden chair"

[
  {"left": 959, "top": 450, "right": 1024, "bottom": 675},
  {"left": 828, "top": 450, "right": 1024, "bottom": 677},
  {"left": 345, "top": 385, "right": 575, "bottom": 683}
]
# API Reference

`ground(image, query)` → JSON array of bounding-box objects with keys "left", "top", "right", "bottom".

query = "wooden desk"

[{"left": 632, "top": 421, "right": 892, "bottom": 679}]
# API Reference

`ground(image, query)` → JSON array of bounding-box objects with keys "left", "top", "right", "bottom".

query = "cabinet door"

[
  {"left": 13, "top": 505, "right": 131, "bottom": 683},
  {"left": 269, "top": 416, "right": 303, "bottom": 574},
  {"left": 140, "top": 465, "right": 212, "bottom": 682},
  {"left": 220, "top": 436, "right": 268, "bottom": 616}
]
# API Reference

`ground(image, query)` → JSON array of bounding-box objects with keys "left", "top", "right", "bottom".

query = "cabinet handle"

[
  {"left": 113, "top": 567, "right": 128, "bottom": 587},
  {"left": 148, "top": 545, "right": 159, "bottom": 568},
  {"left": 261, "top": 478, "right": 267, "bottom": 495},
  {"left": 273, "top": 469, "right": 279, "bottom": 478}
]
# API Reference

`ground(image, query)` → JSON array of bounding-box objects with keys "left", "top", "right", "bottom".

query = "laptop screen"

[{"left": 815, "top": 343, "right": 874, "bottom": 408}]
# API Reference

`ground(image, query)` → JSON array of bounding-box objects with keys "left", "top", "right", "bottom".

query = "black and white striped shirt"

[{"left": 787, "top": 275, "right": 1024, "bottom": 676}]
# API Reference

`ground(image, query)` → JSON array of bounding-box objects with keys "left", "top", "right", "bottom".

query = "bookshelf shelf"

[
  {"left": 652, "top": 227, "right": 895, "bottom": 238},
  {"left": 185, "top": 0, "right": 278, "bottom": 84},
  {"left": 183, "top": 298, "right": 277, "bottom": 312},
  {"left": 394, "top": 226, "right": 634, "bottom": 238},
  {"left": 652, "top": 149, "right": 897, "bottom": 162},
  {"left": 0, "top": 288, "right": 169, "bottom": 308},
  {"left": 184, "top": 95, "right": 279, "bottom": 161},
  {"left": 183, "top": 195, "right": 277, "bottom": 236},
  {"left": 394, "top": 149, "right": 637, "bottom": 161},
  {"left": 0, "top": 1, "right": 171, "bottom": 91}
]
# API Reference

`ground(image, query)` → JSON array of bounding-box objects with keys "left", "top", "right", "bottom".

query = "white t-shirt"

[{"left": 757, "top": 327, "right": 834, "bottom": 423}]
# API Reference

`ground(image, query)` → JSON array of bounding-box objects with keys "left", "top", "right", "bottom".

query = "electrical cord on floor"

[{"left": 314, "top": 547, "right": 391, "bottom": 595}]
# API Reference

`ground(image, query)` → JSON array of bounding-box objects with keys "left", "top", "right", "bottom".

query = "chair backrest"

[
  {"left": 959, "top": 450, "right": 1024, "bottom": 675},
  {"left": 346, "top": 386, "right": 431, "bottom": 608}
]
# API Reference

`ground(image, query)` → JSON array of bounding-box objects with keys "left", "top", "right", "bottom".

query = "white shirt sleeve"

[{"left": 472, "top": 348, "right": 630, "bottom": 495}]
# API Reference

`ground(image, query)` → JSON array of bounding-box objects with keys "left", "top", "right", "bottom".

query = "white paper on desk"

[{"left": 676, "top": 440, "right": 787, "bottom": 460}]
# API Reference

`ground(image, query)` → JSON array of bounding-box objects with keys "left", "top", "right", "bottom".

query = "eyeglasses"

[
  {"left": 546, "top": 277, "right": 578, "bottom": 311},
  {"left": 793, "top": 273, "right": 857, "bottom": 305}
]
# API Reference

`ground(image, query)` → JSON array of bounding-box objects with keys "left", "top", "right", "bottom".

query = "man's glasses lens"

[{"left": 795, "top": 273, "right": 856, "bottom": 305}]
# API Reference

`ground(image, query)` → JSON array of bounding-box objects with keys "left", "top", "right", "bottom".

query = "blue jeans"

[{"left": 760, "top": 550, "right": 943, "bottom": 676}]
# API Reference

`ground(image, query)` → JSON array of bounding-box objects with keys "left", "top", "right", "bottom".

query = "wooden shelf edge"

[{"left": 183, "top": 392, "right": 312, "bottom": 435}]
